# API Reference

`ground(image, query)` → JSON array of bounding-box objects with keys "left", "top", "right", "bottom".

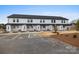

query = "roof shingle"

[{"left": 7, "top": 14, "right": 68, "bottom": 20}]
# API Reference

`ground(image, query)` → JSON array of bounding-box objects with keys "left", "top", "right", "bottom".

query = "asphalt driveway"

[{"left": 0, "top": 33, "right": 79, "bottom": 54}]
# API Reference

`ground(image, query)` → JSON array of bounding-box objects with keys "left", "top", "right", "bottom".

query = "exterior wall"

[
  {"left": 6, "top": 24, "right": 70, "bottom": 32},
  {"left": 8, "top": 18, "right": 68, "bottom": 24},
  {"left": 6, "top": 18, "right": 69, "bottom": 32},
  {"left": 57, "top": 25, "right": 62, "bottom": 31},
  {"left": 8, "top": 18, "right": 28, "bottom": 23}
]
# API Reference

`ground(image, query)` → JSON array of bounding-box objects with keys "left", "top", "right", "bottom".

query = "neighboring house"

[{"left": 6, "top": 14, "right": 70, "bottom": 32}]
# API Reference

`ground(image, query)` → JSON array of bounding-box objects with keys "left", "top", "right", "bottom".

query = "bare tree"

[
  {"left": 76, "top": 20, "right": 79, "bottom": 31},
  {"left": 53, "top": 24, "right": 57, "bottom": 33}
]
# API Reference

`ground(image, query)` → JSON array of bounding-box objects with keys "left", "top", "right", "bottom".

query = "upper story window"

[
  {"left": 27, "top": 19, "right": 33, "bottom": 23},
  {"left": 61, "top": 20, "right": 63, "bottom": 23},
  {"left": 17, "top": 19, "right": 19, "bottom": 22},
  {"left": 13, "top": 18, "right": 19, "bottom": 23},
  {"left": 40, "top": 20, "right": 45, "bottom": 23},
  {"left": 43, "top": 20, "right": 45, "bottom": 23},
  {"left": 13, "top": 19, "right": 15, "bottom": 22},
  {"left": 64, "top": 20, "right": 65, "bottom": 23},
  {"left": 31, "top": 19, "right": 33, "bottom": 22},
  {"left": 40, "top": 20, "right": 42, "bottom": 23},
  {"left": 51, "top": 20, "right": 53, "bottom": 23},
  {"left": 27, "top": 20, "right": 29, "bottom": 23},
  {"left": 54, "top": 20, "right": 56, "bottom": 23},
  {"left": 61, "top": 20, "right": 65, "bottom": 23}
]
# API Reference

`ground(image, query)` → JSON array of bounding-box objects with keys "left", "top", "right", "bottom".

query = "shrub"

[
  {"left": 57, "top": 32, "right": 59, "bottom": 35},
  {"left": 73, "top": 35, "right": 77, "bottom": 38},
  {"left": 65, "top": 35, "right": 68, "bottom": 37}
]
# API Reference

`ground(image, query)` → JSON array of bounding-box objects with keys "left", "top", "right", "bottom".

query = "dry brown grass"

[
  {"left": 38, "top": 32, "right": 57, "bottom": 37},
  {"left": 51, "top": 33, "right": 79, "bottom": 47},
  {"left": 39, "top": 31, "right": 79, "bottom": 47}
]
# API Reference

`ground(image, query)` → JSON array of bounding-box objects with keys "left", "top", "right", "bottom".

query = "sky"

[{"left": 0, "top": 5, "right": 79, "bottom": 24}]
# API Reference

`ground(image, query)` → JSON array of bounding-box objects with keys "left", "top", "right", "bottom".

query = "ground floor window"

[
  {"left": 12, "top": 25, "right": 16, "bottom": 28},
  {"left": 63, "top": 25, "right": 65, "bottom": 28}
]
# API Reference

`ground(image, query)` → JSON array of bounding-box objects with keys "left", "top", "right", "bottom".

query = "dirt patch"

[
  {"left": 50, "top": 33, "right": 79, "bottom": 47},
  {"left": 39, "top": 32, "right": 57, "bottom": 37},
  {"left": 39, "top": 31, "right": 79, "bottom": 47}
]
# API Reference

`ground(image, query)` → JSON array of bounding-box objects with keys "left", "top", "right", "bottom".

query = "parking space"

[{"left": 0, "top": 33, "right": 79, "bottom": 54}]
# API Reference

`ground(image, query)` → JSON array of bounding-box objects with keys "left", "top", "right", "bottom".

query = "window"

[
  {"left": 31, "top": 19, "right": 33, "bottom": 22},
  {"left": 17, "top": 26, "right": 19, "bottom": 28},
  {"left": 43, "top": 20, "right": 45, "bottom": 23},
  {"left": 17, "top": 19, "right": 19, "bottom": 22},
  {"left": 27, "top": 19, "right": 33, "bottom": 23},
  {"left": 13, "top": 26, "right": 16, "bottom": 28},
  {"left": 61, "top": 20, "right": 65, "bottom": 23},
  {"left": 40, "top": 20, "right": 45, "bottom": 23},
  {"left": 42, "top": 25, "right": 45, "bottom": 28},
  {"left": 61, "top": 20, "right": 63, "bottom": 23},
  {"left": 64, "top": 20, "right": 65, "bottom": 23},
  {"left": 27, "top": 20, "right": 29, "bottom": 23},
  {"left": 63, "top": 25, "right": 65, "bottom": 28},
  {"left": 27, "top": 26, "right": 29, "bottom": 28},
  {"left": 51, "top": 20, "right": 53, "bottom": 23},
  {"left": 40, "top": 20, "right": 42, "bottom": 23},
  {"left": 13, "top": 19, "right": 15, "bottom": 22},
  {"left": 54, "top": 20, "right": 55, "bottom": 23}
]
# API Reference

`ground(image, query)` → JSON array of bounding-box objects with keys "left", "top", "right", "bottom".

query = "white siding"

[
  {"left": 8, "top": 18, "right": 68, "bottom": 24},
  {"left": 8, "top": 18, "right": 54, "bottom": 24},
  {"left": 44, "top": 19, "right": 51, "bottom": 24},
  {"left": 7, "top": 17, "right": 69, "bottom": 32},
  {"left": 56, "top": 20, "right": 62, "bottom": 24}
]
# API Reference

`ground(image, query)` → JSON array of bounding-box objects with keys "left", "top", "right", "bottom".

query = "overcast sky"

[{"left": 0, "top": 5, "right": 79, "bottom": 24}]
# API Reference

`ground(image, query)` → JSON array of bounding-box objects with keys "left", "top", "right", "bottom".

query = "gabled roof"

[{"left": 7, "top": 14, "right": 68, "bottom": 20}]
